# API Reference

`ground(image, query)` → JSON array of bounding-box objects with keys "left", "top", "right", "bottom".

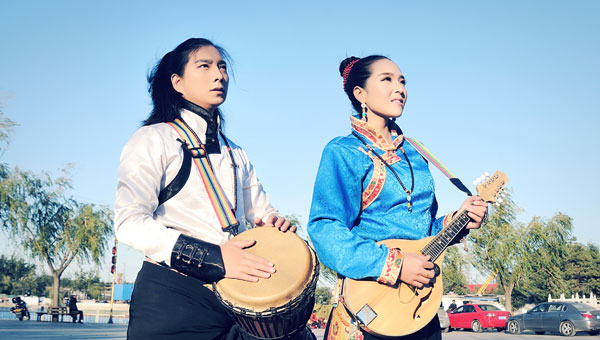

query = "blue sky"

[{"left": 1, "top": 0, "right": 598, "bottom": 283}]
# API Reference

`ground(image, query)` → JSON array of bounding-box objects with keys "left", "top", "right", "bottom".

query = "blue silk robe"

[{"left": 307, "top": 116, "right": 450, "bottom": 284}]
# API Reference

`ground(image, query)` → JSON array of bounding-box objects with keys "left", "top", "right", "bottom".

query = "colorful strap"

[
  {"left": 405, "top": 137, "right": 472, "bottom": 196},
  {"left": 167, "top": 119, "right": 239, "bottom": 235}
]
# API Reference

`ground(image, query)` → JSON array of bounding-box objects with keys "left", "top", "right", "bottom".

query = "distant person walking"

[{"left": 68, "top": 295, "right": 83, "bottom": 323}]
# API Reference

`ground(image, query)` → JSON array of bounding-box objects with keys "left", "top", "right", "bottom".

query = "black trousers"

[
  {"left": 323, "top": 310, "right": 441, "bottom": 340},
  {"left": 127, "top": 261, "right": 316, "bottom": 340},
  {"left": 70, "top": 310, "right": 83, "bottom": 322}
]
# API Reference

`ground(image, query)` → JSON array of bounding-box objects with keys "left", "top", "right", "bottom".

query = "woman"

[
  {"left": 115, "top": 38, "right": 313, "bottom": 340},
  {"left": 307, "top": 56, "right": 488, "bottom": 340}
]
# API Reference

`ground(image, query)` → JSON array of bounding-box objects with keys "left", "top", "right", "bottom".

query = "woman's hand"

[
  {"left": 254, "top": 215, "right": 297, "bottom": 232},
  {"left": 455, "top": 196, "right": 488, "bottom": 230},
  {"left": 220, "top": 239, "right": 276, "bottom": 282},
  {"left": 399, "top": 253, "right": 435, "bottom": 288}
]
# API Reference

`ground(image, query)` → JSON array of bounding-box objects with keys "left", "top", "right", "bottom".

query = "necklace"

[
  {"left": 179, "top": 118, "right": 239, "bottom": 214},
  {"left": 352, "top": 131, "right": 415, "bottom": 212}
]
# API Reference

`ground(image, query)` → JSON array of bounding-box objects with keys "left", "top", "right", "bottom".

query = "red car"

[{"left": 448, "top": 304, "right": 511, "bottom": 332}]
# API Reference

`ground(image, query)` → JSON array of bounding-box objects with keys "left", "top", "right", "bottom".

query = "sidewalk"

[
  {"left": 0, "top": 319, "right": 128, "bottom": 339},
  {"left": 0, "top": 319, "right": 326, "bottom": 339}
]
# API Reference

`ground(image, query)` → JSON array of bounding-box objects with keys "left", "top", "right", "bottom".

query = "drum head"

[{"left": 215, "top": 227, "right": 315, "bottom": 312}]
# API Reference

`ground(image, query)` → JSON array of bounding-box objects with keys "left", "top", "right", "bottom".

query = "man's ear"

[{"left": 171, "top": 74, "right": 184, "bottom": 95}]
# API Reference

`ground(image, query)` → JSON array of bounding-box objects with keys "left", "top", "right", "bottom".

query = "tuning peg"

[{"left": 497, "top": 197, "right": 504, "bottom": 203}]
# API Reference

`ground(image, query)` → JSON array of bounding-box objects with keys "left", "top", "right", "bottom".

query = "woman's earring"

[{"left": 361, "top": 103, "right": 367, "bottom": 120}]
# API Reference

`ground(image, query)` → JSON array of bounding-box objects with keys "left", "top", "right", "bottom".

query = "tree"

[
  {"left": 72, "top": 271, "right": 104, "bottom": 300},
  {"left": 0, "top": 255, "right": 35, "bottom": 295},
  {"left": 520, "top": 213, "right": 573, "bottom": 303},
  {"left": 564, "top": 243, "right": 600, "bottom": 296},
  {"left": 0, "top": 256, "right": 55, "bottom": 297},
  {"left": 315, "top": 286, "right": 332, "bottom": 305},
  {"left": 0, "top": 106, "right": 16, "bottom": 220},
  {"left": 0, "top": 105, "right": 16, "bottom": 156},
  {"left": 470, "top": 189, "right": 527, "bottom": 311},
  {"left": 18, "top": 273, "right": 53, "bottom": 297},
  {"left": 442, "top": 246, "right": 468, "bottom": 295},
  {"left": 61, "top": 270, "right": 105, "bottom": 300},
  {"left": 0, "top": 167, "right": 113, "bottom": 305}
]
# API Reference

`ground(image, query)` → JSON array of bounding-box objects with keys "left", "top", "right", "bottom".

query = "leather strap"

[
  {"left": 405, "top": 137, "right": 472, "bottom": 196},
  {"left": 158, "top": 141, "right": 192, "bottom": 206}
]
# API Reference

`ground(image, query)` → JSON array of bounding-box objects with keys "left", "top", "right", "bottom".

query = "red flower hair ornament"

[{"left": 342, "top": 59, "right": 360, "bottom": 89}]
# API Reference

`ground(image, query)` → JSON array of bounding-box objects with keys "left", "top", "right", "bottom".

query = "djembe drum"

[{"left": 213, "top": 227, "right": 319, "bottom": 339}]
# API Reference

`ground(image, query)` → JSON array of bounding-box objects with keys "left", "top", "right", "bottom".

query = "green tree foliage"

[
  {"left": 315, "top": 286, "right": 332, "bottom": 305},
  {"left": 564, "top": 243, "right": 600, "bottom": 297},
  {"left": 0, "top": 255, "right": 35, "bottom": 295},
  {"left": 470, "top": 189, "right": 528, "bottom": 311},
  {"left": 496, "top": 284, "right": 529, "bottom": 310},
  {"left": 0, "top": 255, "right": 55, "bottom": 297},
  {"left": 19, "top": 274, "right": 53, "bottom": 297},
  {"left": 0, "top": 106, "right": 16, "bottom": 156},
  {"left": 442, "top": 246, "right": 468, "bottom": 295},
  {"left": 0, "top": 167, "right": 113, "bottom": 305},
  {"left": 519, "top": 213, "right": 573, "bottom": 303},
  {"left": 0, "top": 107, "right": 16, "bottom": 220},
  {"left": 62, "top": 271, "right": 105, "bottom": 300},
  {"left": 471, "top": 188, "right": 581, "bottom": 311}
]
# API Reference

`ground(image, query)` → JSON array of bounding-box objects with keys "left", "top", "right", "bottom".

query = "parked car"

[
  {"left": 448, "top": 303, "right": 510, "bottom": 332},
  {"left": 507, "top": 301, "right": 600, "bottom": 336},
  {"left": 437, "top": 307, "right": 450, "bottom": 333}
]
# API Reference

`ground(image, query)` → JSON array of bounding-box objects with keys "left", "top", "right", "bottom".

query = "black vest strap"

[{"left": 158, "top": 142, "right": 192, "bottom": 206}]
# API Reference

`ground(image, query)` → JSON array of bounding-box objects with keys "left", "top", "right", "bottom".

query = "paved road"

[
  {"left": 0, "top": 320, "right": 324, "bottom": 339},
  {"left": 0, "top": 319, "right": 128, "bottom": 339},
  {"left": 1, "top": 320, "right": 597, "bottom": 339},
  {"left": 442, "top": 329, "right": 598, "bottom": 339}
]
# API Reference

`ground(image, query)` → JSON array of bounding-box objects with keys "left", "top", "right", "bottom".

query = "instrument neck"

[{"left": 421, "top": 210, "right": 470, "bottom": 261}]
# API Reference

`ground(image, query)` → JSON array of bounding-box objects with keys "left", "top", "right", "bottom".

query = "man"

[
  {"left": 68, "top": 295, "right": 83, "bottom": 323},
  {"left": 447, "top": 300, "right": 458, "bottom": 312}
]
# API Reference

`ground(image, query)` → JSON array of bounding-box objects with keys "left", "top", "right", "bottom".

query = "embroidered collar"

[
  {"left": 350, "top": 115, "right": 404, "bottom": 152},
  {"left": 182, "top": 99, "right": 221, "bottom": 154}
]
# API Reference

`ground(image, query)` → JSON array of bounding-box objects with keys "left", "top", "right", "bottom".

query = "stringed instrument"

[{"left": 342, "top": 171, "right": 509, "bottom": 337}]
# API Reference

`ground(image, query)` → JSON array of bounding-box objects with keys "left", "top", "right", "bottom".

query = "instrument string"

[{"left": 421, "top": 210, "right": 470, "bottom": 261}]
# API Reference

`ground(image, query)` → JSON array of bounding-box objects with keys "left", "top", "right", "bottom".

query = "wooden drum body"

[{"left": 214, "top": 227, "right": 319, "bottom": 339}]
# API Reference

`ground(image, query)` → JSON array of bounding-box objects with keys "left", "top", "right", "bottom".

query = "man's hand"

[
  {"left": 220, "top": 239, "right": 276, "bottom": 282},
  {"left": 254, "top": 215, "right": 296, "bottom": 232}
]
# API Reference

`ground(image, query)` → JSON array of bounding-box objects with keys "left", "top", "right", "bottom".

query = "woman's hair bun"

[{"left": 339, "top": 56, "right": 360, "bottom": 77}]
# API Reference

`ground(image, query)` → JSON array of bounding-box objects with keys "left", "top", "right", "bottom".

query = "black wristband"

[{"left": 170, "top": 234, "right": 225, "bottom": 283}]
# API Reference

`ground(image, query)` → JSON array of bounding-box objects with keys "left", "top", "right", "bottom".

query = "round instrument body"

[
  {"left": 342, "top": 237, "right": 444, "bottom": 337},
  {"left": 214, "top": 227, "right": 319, "bottom": 339}
]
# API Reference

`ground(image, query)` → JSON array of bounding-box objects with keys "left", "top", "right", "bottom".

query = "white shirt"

[{"left": 114, "top": 109, "right": 278, "bottom": 265}]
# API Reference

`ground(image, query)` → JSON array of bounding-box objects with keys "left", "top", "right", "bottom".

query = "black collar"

[{"left": 182, "top": 99, "right": 221, "bottom": 154}]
